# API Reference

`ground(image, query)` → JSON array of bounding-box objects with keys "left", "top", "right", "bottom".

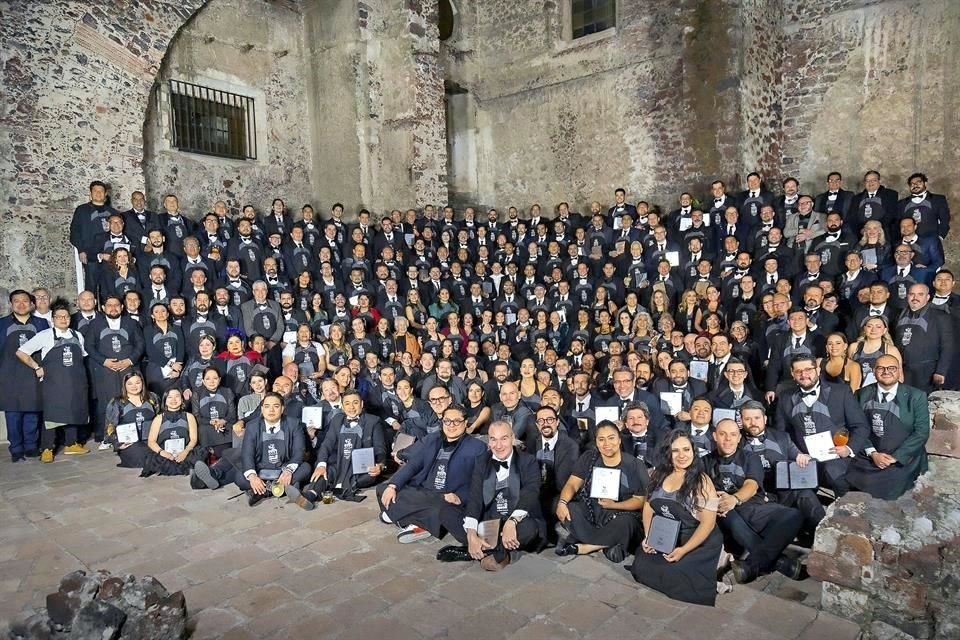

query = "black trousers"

[
  {"left": 41, "top": 424, "right": 79, "bottom": 450},
  {"left": 565, "top": 501, "right": 643, "bottom": 550},
  {"left": 770, "top": 488, "right": 825, "bottom": 531},
  {"left": 904, "top": 362, "right": 937, "bottom": 393},
  {"left": 236, "top": 464, "right": 311, "bottom": 491},
  {"left": 438, "top": 505, "right": 542, "bottom": 562},
  {"left": 302, "top": 471, "right": 378, "bottom": 500},
  {"left": 720, "top": 503, "right": 802, "bottom": 573},
  {"left": 376, "top": 484, "right": 448, "bottom": 537}
]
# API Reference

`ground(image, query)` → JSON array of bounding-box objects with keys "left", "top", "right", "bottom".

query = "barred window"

[
  {"left": 168, "top": 79, "right": 257, "bottom": 160},
  {"left": 571, "top": 0, "right": 616, "bottom": 39}
]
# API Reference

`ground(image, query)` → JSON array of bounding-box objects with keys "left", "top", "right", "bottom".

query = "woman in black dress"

[
  {"left": 631, "top": 429, "right": 723, "bottom": 606},
  {"left": 140, "top": 388, "right": 202, "bottom": 477},
  {"left": 105, "top": 371, "right": 159, "bottom": 468},
  {"left": 555, "top": 421, "right": 649, "bottom": 563}
]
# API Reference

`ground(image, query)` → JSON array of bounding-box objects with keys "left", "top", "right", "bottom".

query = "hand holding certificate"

[
  {"left": 302, "top": 406, "right": 323, "bottom": 430},
  {"left": 115, "top": 423, "right": 138, "bottom": 444},
  {"left": 589, "top": 467, "right": 621, "bottom": 500},
  {"left": 351, "top": 447, "right": 376, "bottom": 474},
  {"left": 804, "top": 431, "right": 839, "bottom": 461}
]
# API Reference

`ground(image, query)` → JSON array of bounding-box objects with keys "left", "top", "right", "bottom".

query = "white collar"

[
  {"left": 878, "top": 382, "right": 899, "bottom": 398},
  {"left": 542, "top": 433, "right": 559, "bottom": 449},
  {"left": 265, "top": 420, "right": 282, "bottom": 432},
  {"left": 106, "top": 316, "right": 122, "bottom": 330}
]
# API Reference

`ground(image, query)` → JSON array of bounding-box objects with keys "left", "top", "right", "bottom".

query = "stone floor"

[{"left": 0, "top": 452, "right": 862, "bottom": 640}]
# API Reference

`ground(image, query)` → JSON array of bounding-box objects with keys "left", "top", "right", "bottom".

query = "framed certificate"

[
  {"left": 648, "top": 515, "right": 681, "bottom": 554},
  {"left": 163, "top": 438, "right": 185, "bottom": 455}
]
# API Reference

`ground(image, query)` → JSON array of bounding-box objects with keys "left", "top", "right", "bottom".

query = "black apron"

[
  {"left": 259, "top": 427, "right": 286, "bottom": 481},
  {"left": 331, "top": 420, "right": 364, "bottom": 488},
  {"left": 847, "top": 391, "right": 924, "bottom": 499},
  {"left": 197, "top": 389, "right": 231, "bottom": 447},
  {"left": 0, "top": 320, "right": 42, "bottom": 411},
  {"left": 40, "top": 332, "right": 89, "bottom": 425}
]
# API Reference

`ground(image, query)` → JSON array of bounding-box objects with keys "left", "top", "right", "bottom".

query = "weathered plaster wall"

[
  {"left": 779, "top": 0, "right": 960, "bottom": 262},
  {"left": 441, "top": 0, "right": 743, "bottom": 212},
  {"left": 0, "top": 0, "right": 207, "bottom": 296},
  {"left": 142, "top": 0, "right": 313, "bottom": 218},
  {"left": 303, "top": 0, "right": 447, "bottom": 218}
]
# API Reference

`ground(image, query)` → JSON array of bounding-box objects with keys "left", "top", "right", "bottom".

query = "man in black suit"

[
  {"left": 302, "top": 389, "right": 387, "bottom": 500},
  {"left": 766, "top": 308, "right": 826, "bottom": 398},
  {"left": 898, "top": 172, "right": 951, "bottom": 240},
  {"left": 848, "top": 282, "right": 897, "bottom": 341},
  {"left": 708, "top": 357, "right": 764, "bottom": 411},
  {"left": 737, "top": 172, "right": 776, "bottom": 228},
  {"left": 436, "top": 420, "right": 545, "bottom": 570},
  {"left": 895, "top": 283, "right": 954, "bottom": 392},
  {"left": 607, "top": 187, "right": 638, "bottom": 226},
  {"left": 155, "top": 194, "right": 195, "bottom": 259},
  {"left": 122, "top": 190, "right": 156, "bottom": 251},
  {"left": 650, "top": 360, "right": 708, "bottom": 430},
  {"left": 848, "top": 170, "right": 899, "bottom": 237},
  {"left": 599, "top": 367, "right": 667, "bottom": 436},
  {"left": 532, "top": 405, "right": 580, "bottom": 544},
  {"left": 803, "top": 285, "right": 840, "bottom": 337},
  {"left": 377, "top": 404, "right": 488, "bottom": 542},
  {"left": 705, "top": 180, "right": 737, "bottom": 228},
  {"left": 740, "top": 401, "right": 824, "bottom": 536},
  {"left": 190, "top": 392, "right": 310, "bottom": 506},
  {"left": 774, "top": 355, "right": 869, "bottom": 495},
  {"left": 620, "top": 402, "right": 658, "bottom": 468},
  {"left": 814, "top": 171, "right": 854, "bottom": 218}
]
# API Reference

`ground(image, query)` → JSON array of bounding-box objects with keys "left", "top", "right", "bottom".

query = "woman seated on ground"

[
  {"left": 630, "top": 429, "right": 723, "bottom": 606},
  {"left": 555, "top": 421, "right": 649, "bottom": 563},
  {"left": 194, "top": 366, "right": 237, "bottom": 463},
  {"left": 140, "top": 388, "right": 202, "bottom": 477},
  {"left": 105, "top": 371, "right": 159, "bottom": 469}
]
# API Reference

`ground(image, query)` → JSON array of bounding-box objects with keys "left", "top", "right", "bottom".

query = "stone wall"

[
  {"left": 142, "top": 0, "right": 313, "bottom": 219},
  {"left": 806, "top": 390, "right": 960, "bottom": 640},
  {"left": 440, "top": 0, "right": 744, "bottom": 212},
  {"left": 779, "top": 0, "right": 960, "bottom": 262},
  {"left": 0, "top": 0, "right": 207, "bottom": 296}
]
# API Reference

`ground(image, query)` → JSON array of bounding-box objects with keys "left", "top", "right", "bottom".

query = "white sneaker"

[
  {"left": 396, "top": 525, "right": 432, "bottom": 544},
  {"left": 379, "top": 511, "right": 393, "bottom": 525},
  {"left": 97, "top": 442, "right": 113, "bottom": 451}
]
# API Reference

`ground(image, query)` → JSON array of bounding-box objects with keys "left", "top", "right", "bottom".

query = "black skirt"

[{"left": 139, "top": 448, "right": 204, "bottom": 477}]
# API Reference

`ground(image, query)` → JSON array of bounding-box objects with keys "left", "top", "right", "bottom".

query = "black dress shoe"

[
  {"left": 247, "top": 490, "right": 267, "bottom": 507},
  {"left": 10, "top": 454, "right": 25, "bottom": 463},
  {"left": 602, "top": 544, "right": 626, "bottom": 563},
  {"left": 775, "top": 555, "right": 803, "bottom": 580},
  {"left": 436, "top": 545, "right": 472, "bottom": 562},
  {"left": 731, "top": 560, "right": 759, "bottom": 584},
  {"left": 554, "top": 542, "right": 579, "bottom": 557},
  {"left": 24, "top": 450, "right": 39, "bottom": 458}
]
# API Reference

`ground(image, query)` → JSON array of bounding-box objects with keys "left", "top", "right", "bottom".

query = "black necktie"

[
  {"left": 881, "top": 392, "right": 889, "bottom": 403},
  {"left": 543, "top": 442, "right": 551, "bottom": 453},
  {"left": 899, "top": 268, "right": 906, "bottom": 277},
  {"left": 794, "top": 337, "right": 802, "bottom": 349},
  {"left": 577, "top": 402, "right": 584, "bottom": 412}
]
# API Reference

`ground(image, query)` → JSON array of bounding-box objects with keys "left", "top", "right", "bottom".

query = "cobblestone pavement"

[{"left": 0, "top": 453, "right": 861, "bottom": 639}]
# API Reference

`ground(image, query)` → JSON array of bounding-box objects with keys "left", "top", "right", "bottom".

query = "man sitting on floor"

[
  {"left": 377, "top": 404, "right": 487, "bottom": 543},
  {"left": 435, "top": 420, "right": 545, "bottom": 571}
]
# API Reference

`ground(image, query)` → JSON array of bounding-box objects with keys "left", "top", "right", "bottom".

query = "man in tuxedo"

[
  {"left": 190, "top": 392, "right": 310, "bottom": 506},
  {"left": 766, "top": 307, "right": 826, "bottom": 398},
  {"left": 898, "top": 172, "right": 951, "bottom": 240},
  {"left": 608, "top": 187, "right": 638, "bottom": 226},
  {"left": 705, "top": 180, "right": 736, "bottom": 228},
  {"left": 650, "top": 360, "right": 708, "bottom": 429},
  {"left": 774, "top": 355, "right": 869, "bottom": 494},
  {"left": 377, "top": 404, "right": 487, "bottom": 542},
  {"left": 435, "top": 420, "right": 545, "bottom": 570},
  {"left": 848, "top": 282, "right": 896, "bottom": 341},
  {"left": 708, "top": 358, "right": 764, "bottom": 411},
  {"left": 737, "top": 172, "right": 775, "bottom": 228},
  {"left": 122, "top": 190, "right": 156, "bottom": 251},
  {"left": 882, "top": 245, "right": 932, "bottom": 308},
  {"left": 814, "top": 171, "right": 854, "bottom": 218},
  {"left": 740, "top": 401, "right": 824, "bottom": 537},
  {"left": 531, "top": 405, "right": 580, "bottom": 544},
  {"left": 897, "top": 217, "right": 944, "bottom": 272},
  {"left": 849, "top": 170, "right": 899, "bottom": 237},
  {"left": 803, "top": 285, "right": 840, "bottom": 337}
]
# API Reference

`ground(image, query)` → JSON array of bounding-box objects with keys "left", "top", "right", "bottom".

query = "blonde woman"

[
  {"left": 849, "top": 316, "right": 903, "bottom": 386},
  {"left": 325, "top": 322, "right": 352, "bottom": 372}
]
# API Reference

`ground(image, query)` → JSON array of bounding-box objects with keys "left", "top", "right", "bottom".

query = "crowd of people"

[{"left": 0, "top": 167, "right": 950, "bottom": 605}]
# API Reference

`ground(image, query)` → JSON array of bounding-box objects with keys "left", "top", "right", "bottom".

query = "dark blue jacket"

[{"left": 389, "top": 431, "right": 487, "bottom": 505}]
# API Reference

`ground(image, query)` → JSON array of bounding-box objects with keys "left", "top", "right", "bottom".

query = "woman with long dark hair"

[
  {"left": 631, "top": 429, "right": 722, "bottom": 606},
  {"left": 554, "top": 421, "right": 649, "bottom": 563},
  {"left": 105, "top": 371, "right": 159, "bottom": 468},
  {"left": 140, "top": 388, "right": 201, "bottom": 477}
]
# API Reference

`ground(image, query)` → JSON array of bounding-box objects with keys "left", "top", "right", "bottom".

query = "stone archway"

[{"left": 0, "top": 0, "right": 210, "bottom": 295}]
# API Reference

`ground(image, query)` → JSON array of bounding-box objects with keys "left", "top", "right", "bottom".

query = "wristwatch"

[{"left": 508, "top": 516, "right": 521, "bottom": 525}]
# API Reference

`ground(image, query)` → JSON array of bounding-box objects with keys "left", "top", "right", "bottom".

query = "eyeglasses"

[
  {"left": 429, "top": 396, "right": 450, "bottom": 403},
  {"left": 725, "top": 369, "right": 747, "bottom": 375},
  {"left": 793, "top": 367, "right": 817, "bottom": 375},
  {"left": 535, "top": 417, "right": 558, "bottom": 425},
  {"left": 875, "top": 365, "right": 900, "bottom": 373},
  {"left": 441, "top": 418, "right": 465, "bottom": 426}
]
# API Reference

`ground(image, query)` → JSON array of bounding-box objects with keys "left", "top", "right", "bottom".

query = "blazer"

[
  {"left": 464, "top": 448, "right": 544, "bottom": 523},
  {"left": 534, "top": 431, "right": 581, "bottom": 493},
  {"left": 316, "top": 412, "right": 387, "bottom": 467},
  {"left": 240, "top": 414, "right": 306, "bottom": 476},
  {"left": 389, "top": 431, "right": 487, "bottom": 504}
]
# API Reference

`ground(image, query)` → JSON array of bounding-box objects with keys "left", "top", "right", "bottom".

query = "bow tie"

[
  {"left": 495, "top": 459, "right": 509, "bottom": 470},
  {"left": 111, "top": 235, "right": 123, "bottom": 241},
  {"left": 828, "top": 191, "right": 838, "bottom": 196},
  {"left": 801, "top": 389, "right": 817, "bottom": 398},
  {"left": 870, "top": 309, "right": 882, "bottom": 316}
]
